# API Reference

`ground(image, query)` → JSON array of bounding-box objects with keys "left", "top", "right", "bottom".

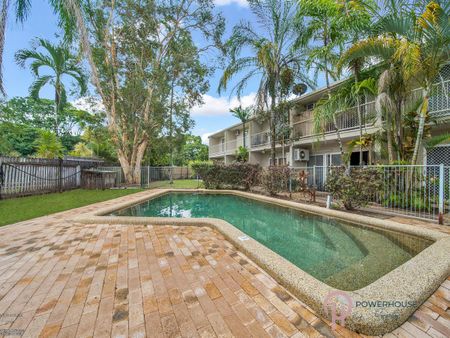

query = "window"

[
  {"left": 305, "top": 103, "right": 314, "bottom": 111},
  {"left": 349, "top": 151, "right": 369, "bottom": 166},
  {"left": 308, "top": 155, "right": 323, "bottom": 167},
  {"left": 327, "top": 154, "right": 342, "bottom": 166}
]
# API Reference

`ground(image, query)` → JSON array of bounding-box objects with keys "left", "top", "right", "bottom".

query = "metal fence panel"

[
  {"left": 99, "top": 166, "right": 192, "bottom": 187},
  {"left": 289, "top": 164, "right": 449, "bottom": 222}
]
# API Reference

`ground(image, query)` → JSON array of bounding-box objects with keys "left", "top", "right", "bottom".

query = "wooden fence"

[
  {"left": 0, "top": 156, "right": 104, "bottom": 199},
  {"left": 0, "top": 156, "right": 196, "bottom": 198}
]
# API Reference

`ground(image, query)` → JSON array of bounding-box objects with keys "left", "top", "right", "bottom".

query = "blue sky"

[{"left": 3, "top": 0, "right": 320, "bottom": 143}]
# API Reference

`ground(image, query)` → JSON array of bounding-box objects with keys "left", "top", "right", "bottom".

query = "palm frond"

[
  {"left": 340, "top": 37, "right": 396, "bottom": 67},
  {"left": 15, "top": 48, "right": 53, "bottom": 69},
  {"left": 29, "top": 75, "right": 52, "bottom": 99},
  {"left": 14, "top": 0, "right": 31, "bottom": 23},
  {"left": 218, "top": 56, "right": 258, "bottom": 94}
]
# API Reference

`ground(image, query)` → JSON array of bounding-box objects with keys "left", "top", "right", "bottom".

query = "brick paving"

[{"left": 0, "top": 191, "right": 448, "bottom": 337}]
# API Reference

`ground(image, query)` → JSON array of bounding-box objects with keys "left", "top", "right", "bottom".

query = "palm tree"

[
  {"left": 15, "top": 38, "right": 87, "bottom": 135},
  {"left": 230, "top": 106, "right": 252, "bottom": 148},
  {"left": 340, "top": 0, "right": 450, "bottom": 164},
  {"left": 337, "top": 0, "right": 374, "bottom": 165},
  {"left": 312, "top": 78, "right": 377, "bottom": 166},
  {"left": 297, "top": 0, "right": 347, "bottom": 158},
  {"left": 410, "top": 1, "right": 450, "bottom": 164},
  {"left": 0, "top": 0, "right": 76, "bottom": 95},
  {"left": 219, "top": 0, "right": 313, "bottom": 166}
]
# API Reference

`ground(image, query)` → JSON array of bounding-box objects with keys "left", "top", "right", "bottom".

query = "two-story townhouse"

[{"left": 209, "top": 64, "right": 450, "bottom": 169}]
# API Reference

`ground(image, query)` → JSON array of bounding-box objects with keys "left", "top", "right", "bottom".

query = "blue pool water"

[{"left": 110, "top": 192, "right": 432, "bottom": 290}]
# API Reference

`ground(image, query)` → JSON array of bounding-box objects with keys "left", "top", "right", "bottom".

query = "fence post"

[
  {"left": 313, "top": 165, "right": 316, "bottom": 188},
  {"left": 76, "top": 165, "right": 81, "bottom": 187},
  {"left": 289, "top": 173, "right": 292, "bottom": 199},
  {"left": 58, "top": 158, "right": 63, "bottom": 193},
  {"left": 438, "top": 163, "right": 444, "bottom": 224},
  {"left": 0, "top": 160, "right": 3, "bottom": 200}
]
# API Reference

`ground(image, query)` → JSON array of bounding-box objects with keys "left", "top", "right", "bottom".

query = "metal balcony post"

[{"left": 438, "top": 164, "right": 444, "bottom": 224}]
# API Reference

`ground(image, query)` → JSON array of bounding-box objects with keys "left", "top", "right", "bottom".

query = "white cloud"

[
  {"left": 201, "top": 132, "right": 217, "bottom": 144},
  {"left": 191, "top": 92, "right": 256, "bottom": 116},
  {"left": 71, "top": 96, "right": 105, "bottom": 114},
  {"left": 214, "top": 0, "right": 248, "bottom": 7}
]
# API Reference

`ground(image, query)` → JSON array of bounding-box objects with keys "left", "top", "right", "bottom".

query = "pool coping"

[{"left": 71, "top": 189, "right": 450, "bottom": 335}]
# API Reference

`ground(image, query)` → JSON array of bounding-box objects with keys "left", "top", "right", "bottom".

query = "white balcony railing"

[
  {"left": 292, "top": 101, "right": 377, "bottom": 139},
  {"left": 209, "top": 137, "right": 251, "bottom": 157},
  {"left": 251, "top": 130, "right": 271, "bottom": 148},
  {"left": 209, "top": 143, "right": 225, "bottom": 156},
  {"left": 225, "top": 139, "right": 237, "bottom": 154},
  {"left": 210, "top": 75, "right": 450, "bottom": 156},
  {"left": 411, "top": 79, "right": 450, "bottom": 119}
]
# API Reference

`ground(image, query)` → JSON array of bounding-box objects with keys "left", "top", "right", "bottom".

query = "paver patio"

[{"left": 0, "top": 191, "right": 448, "bottom": 338}]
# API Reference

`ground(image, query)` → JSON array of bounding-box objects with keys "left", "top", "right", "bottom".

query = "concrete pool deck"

[{"left": 0, "top": 189, "right": 448, "bottom": 337}]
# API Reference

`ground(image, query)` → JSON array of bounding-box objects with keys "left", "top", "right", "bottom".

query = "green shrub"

[
  {"left": 382, "top": 191, "right": 435, "bottom": 211},
  {"left": 235, "top": 146, "right": 249, "bottom": 162},
  {"left": 190, "top": 161, "right": 261, "bottom": 190},
  {"left": 326, "top": 167, "right": 382, "bottom": 210},
  {"left": 261, "top": 165, "right": 290, "bottom": 195},
  {"left": 190, "top": 160, "right": 214, "bottom": 187}
]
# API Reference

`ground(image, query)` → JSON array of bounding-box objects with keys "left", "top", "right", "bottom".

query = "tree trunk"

[
  {"left": 0, "top": 0, "right": 10, "bottom": 95},
  {"left": 132, "top": 140, "right": 147, "bottom": 185},
  {"left": 386, "top": 109, "right": 394, "bottom": 164},
  {"left": 270, "top": 94, "right": 276, "bottom": 166},
  {"left": 354, "top": 67, "right": 363, "bottom": 165},
  {"left": 324, "top": 58, "right": 345, "bottom": 168},
  {"left": 242, "top": 122, "right": 246, "bottom": 148},
  {"left": 395, "top": 98, "right": 403, "bottom": 161},
  {"left": 117, "top": 139, "right": 148, "bottom": 185},
  {"left": 54, "top": 78, "right": 61, "bottom": 136},
  {"left": 411, "top": 88, "right": 430, "bottom": 165},
  {"left": 333, "top": 114, "right": 345, "bottom": 159}
]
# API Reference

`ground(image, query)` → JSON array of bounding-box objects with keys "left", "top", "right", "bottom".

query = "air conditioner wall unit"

[
  {"left": 293, "top": 148, "right": 309, "bottom": 161},
  {"left": 235, "top": 130, "right": 240, "bottom": 136}
]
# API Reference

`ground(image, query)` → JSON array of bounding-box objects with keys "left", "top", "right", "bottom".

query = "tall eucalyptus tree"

[{"left": 67, "top": 0, "right": 223, "bottom": 184}]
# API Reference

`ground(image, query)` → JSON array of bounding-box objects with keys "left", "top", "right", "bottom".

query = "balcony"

[
  {"left": 209, "top": 143, "right": 225, "bottom": 157},
  {"left": 225, "top": 139, "right": 237, "bottom": 154},
  {"left": 250, "top": 130, "right": 271, "bottom": 148},
  {"left": 412, "top": 79, "right": 450, "bottom": 119},
  {"left": 209, "top": 136, "right": 250, "bottom": 157},
  {"left": 292, "top": 101, "right": 377, "bottom": 139}
]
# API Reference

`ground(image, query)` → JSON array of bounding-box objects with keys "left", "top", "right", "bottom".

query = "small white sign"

[{"left": 238, "top": 235, "right": 250, "bottom": 241}]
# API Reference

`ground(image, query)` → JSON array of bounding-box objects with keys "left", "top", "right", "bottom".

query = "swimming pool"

[{"left": 110, "top": 192, "right": 432, "bottom": 291}]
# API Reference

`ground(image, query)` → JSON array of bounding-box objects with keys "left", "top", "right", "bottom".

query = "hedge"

[{"left": 191, "top": 161, "right": 261, "bottom": 190}]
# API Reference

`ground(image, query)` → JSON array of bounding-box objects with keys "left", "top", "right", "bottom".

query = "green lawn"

[
  {"left": 0, "top": 188, "right": 143, "bottom": 227},
  {"left": 0, "top": 179, "right": 203, "bottom": 227},
  {"left": 147, "top": 179, "right": 203, "bottom": 189}
]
